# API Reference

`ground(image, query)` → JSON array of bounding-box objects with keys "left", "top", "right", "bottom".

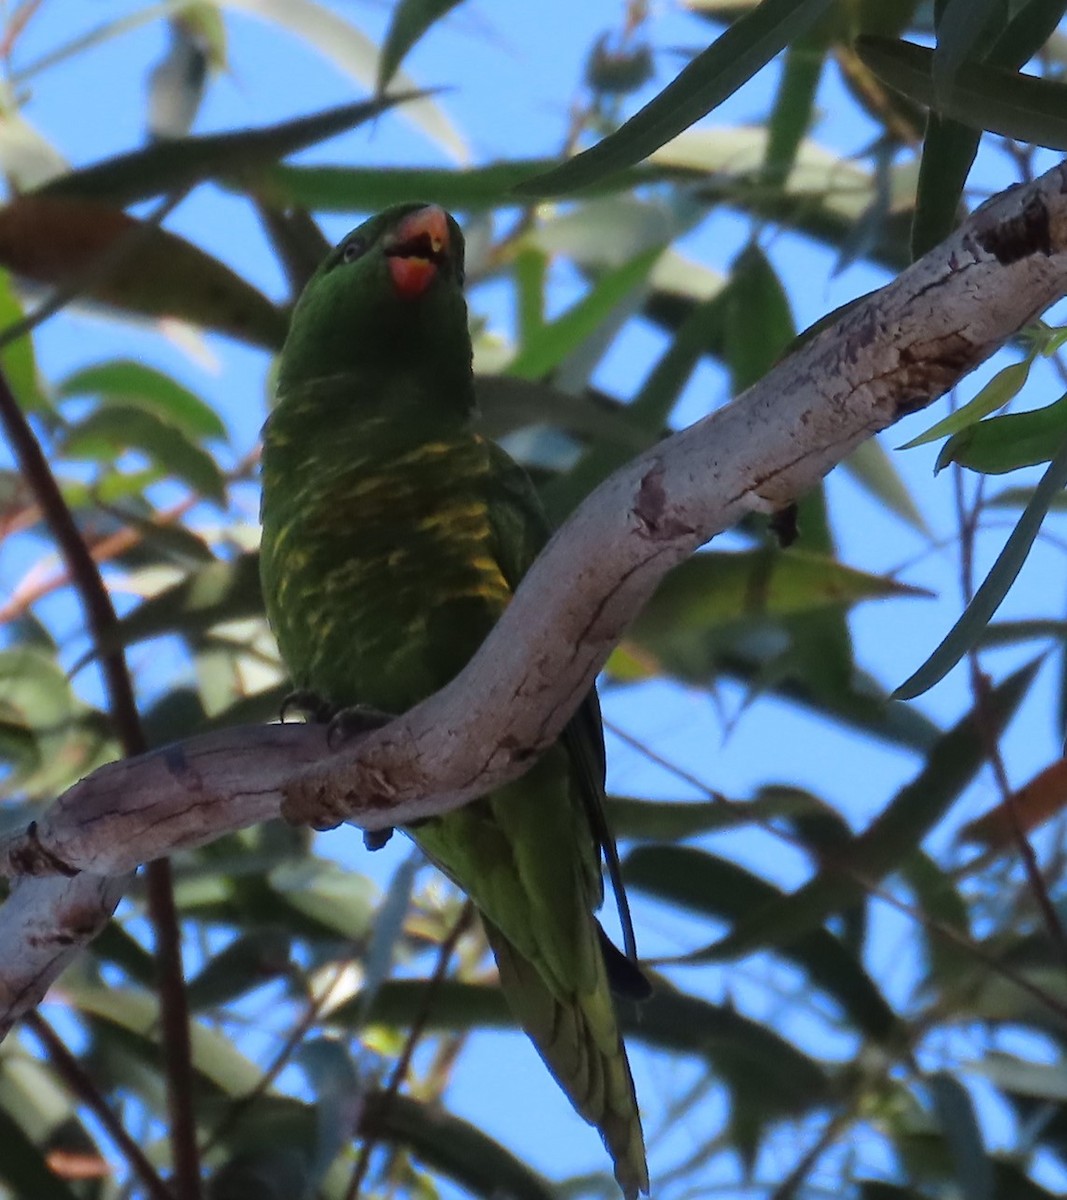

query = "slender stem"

[
  {"left": 0, "top": 363, "right": 202, "bottom": 1200},
  {"left": 344, "top": 902, "right": 474, "bottom": 1200},
  {"left": 607, "top": 720, "right": 1067, "bottom": 1026},
  {"left": 26, "top": 1013, "right": 174, "bottom": 1200}
]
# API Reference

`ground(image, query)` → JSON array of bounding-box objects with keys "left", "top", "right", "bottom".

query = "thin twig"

[
  {"left": 26, "top": 1013, "right": 174, "bottom": 1200},
  {"left": 0, "top": 362, "right": 202, "bottom": 1200},
  {"left": 344, "top": 902, "right": 474, "bottom": 1200},
  {"left": 606, "top": 720, "right": 1067, "bottom": 1026},
  {"left": 969, "top": 661, "right": 1067, "bottom": 973},
  {"left": 202, "top": 955, "right": 354, "bottom": 1155}
]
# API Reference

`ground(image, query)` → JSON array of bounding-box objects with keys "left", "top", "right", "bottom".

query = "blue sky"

[{"left": 5, "top": 1, "right": 1067, "bottom": 1195}]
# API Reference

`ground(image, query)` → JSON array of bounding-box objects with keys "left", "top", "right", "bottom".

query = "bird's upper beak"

[{"left": 383, "top": 205, "right": 451, "bottom": 300}]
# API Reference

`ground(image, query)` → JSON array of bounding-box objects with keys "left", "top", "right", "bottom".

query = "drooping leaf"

[
  {"left": 0, "top": 194, "right": 287, "bottom": 349},
  {"left": 617, "top": 549, "right": 929, "bottom": 682},
  {"left": 377, "top": 0, "right": 465, "bottom": 93},
  {"left": 842, "top": 438, "right": 928, "bottom": 533},
  {"left": 243, "top": 158, "right": 688, "bottom": 212},
  {"left": 362, "top": 1092, "right": 557, "bottom": 1200},
  {"left": 216, "top": 0, "right": 468, "bottom": 160},
  {"left": 82, "top": 553, "right": 263, "bottom": 664},
  {"left": 895, "top": 440, "right": 1067, "bottom": 699}
]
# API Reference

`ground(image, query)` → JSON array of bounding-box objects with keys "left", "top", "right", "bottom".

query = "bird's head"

[{"left": 277, "top": 203, "right": 471, "bottom": 394}]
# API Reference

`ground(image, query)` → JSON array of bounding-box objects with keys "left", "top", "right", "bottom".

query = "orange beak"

[{"left": 385, "top": 205, "right": 450, "bottom": 300}]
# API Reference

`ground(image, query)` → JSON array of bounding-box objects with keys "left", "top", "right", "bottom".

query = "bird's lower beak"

[{"left": 384, "top": 205, "right": 450, "bottom": 300}]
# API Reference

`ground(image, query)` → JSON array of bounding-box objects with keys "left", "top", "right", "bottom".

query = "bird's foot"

[
  {"left": 326, "top": 704, "right": 395, "bottom": 749},
  {"left": 280, "top": 688, "right": 337, "bottom": 725}
]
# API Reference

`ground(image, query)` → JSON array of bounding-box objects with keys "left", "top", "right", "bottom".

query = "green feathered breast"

[{"left": 259, "top": 203, "right": 648, "bottom": 1198}]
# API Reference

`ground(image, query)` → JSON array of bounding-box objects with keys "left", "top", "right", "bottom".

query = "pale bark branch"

[{"left": 3, "top": 161, "right": 1067, "bottom": 1034}]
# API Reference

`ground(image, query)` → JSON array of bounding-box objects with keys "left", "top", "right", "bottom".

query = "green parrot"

[{"left": 259, "top": 203, "right": 648, "bottom": 1197}]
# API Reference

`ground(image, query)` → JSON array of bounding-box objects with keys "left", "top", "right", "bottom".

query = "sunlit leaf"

[
  {"left": 898, "top": 359, "right": 1032, "bottom": 450},
  {"left": 58, "top": 406, "right": 227, "bottom": 502},
  {"left": 506, "top": 246, "right": 663, "bottom": 380},
  {"left": 57, "top": 359, "right": 227, "bottom": 440},
  {"left": 936, "top": 393, "right": 1067, "bottom": 475},
  {"left": 216, "top": 0, "right": 468, "bottom": 161}
]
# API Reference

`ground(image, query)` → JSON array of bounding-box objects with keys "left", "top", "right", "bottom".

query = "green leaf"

[
  {"left": 764, "top": 25, "right": 827, "bottom": 182},
  {"left": 900, "top": 851, "right": 974, "bottom": 986},
  {"left": 624, "top": 844, "right": 902, "bottom": 1041},
  {"left": 377, "top": 0, "right": 464, "bottom": 93},
  {"left": 936, "top": 392, "right": 1067, "bottom": 475},
  {"left": 58, "top": 359, "right": 227, "bottom": 440},
  {"left": 929, "top": 1072, "right": 994, "bottom": 1200},
  {"left": 857, "top": 36, "right": 1067, "bottom": 151},
  {"left": 912, "top": 0, "right": 1066, "bottom": 258},
  {"left": 606, "top": 788, "right": 827, "bottom": 840},
  {"left": 724, "top": 243, "right": 795, "bottom": 391},
  {"left": 932, "top": 0, "right": 1005, "bottom": 98},
  {"left": 58, "top": 405, "right": 226, "bottom": 502},
  {"left": 350, "top": 851, "right": 420, "bottom": 1027},
  {"left": 898, "top": 359, "right": 1032, "bottom": 450},
  {"left": 619, "top": 549, "right": 928, "bottom": 681},
  {"left": 40, "top": 93, "right": 423, "bottom": 206},
  {"left": 506, "top": 245, "right": 663, "bottom": 380},
  {"left": 0, "top": 268, "right": 47, "bottom": 413},
  {"left": 910, "top": 113, "right": 979, "bottom": 260},
  {"left": 244, "top": 158, "right": 687, "bottom": 212},
  {"left": 895, "top": 440, "right": 1067, "bottom": 699},
  {"left": 696, "top": 658, "right": 1038, "bottom": 959},
  {"left": 516, "top": 0, "right": 835, "bottom": 194}
]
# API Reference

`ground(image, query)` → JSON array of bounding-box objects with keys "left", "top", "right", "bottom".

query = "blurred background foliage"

[{"left": 5, "top": 1, "right": 1067, "bottom": 1199}]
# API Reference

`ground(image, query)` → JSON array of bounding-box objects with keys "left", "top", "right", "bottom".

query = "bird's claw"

[
  {"left": 326, "top": 704, "right": 395, "bottom": 749},
  {"left": 363, "top": 827, "right": 395, "bottom": 851},
  {"left": 280, "top": 689, "right": 336, "bottom": 725}
]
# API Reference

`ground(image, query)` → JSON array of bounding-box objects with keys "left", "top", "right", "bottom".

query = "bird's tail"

[{"left": 483, "top": 918, "right": 649, "bottom": 1199}]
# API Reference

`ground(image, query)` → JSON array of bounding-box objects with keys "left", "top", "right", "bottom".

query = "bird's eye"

[{"left": 342, "top": 236, "right": 367, "bottom": 263}]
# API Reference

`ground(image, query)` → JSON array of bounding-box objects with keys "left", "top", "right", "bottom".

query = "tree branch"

[{"left": 3, "top": 159, "right": 1067, "bottom": 1036}]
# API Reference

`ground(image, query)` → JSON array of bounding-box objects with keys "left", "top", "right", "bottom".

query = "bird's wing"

[{"left": 481, "top": 437, "right": 640, "bottom": 965}]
